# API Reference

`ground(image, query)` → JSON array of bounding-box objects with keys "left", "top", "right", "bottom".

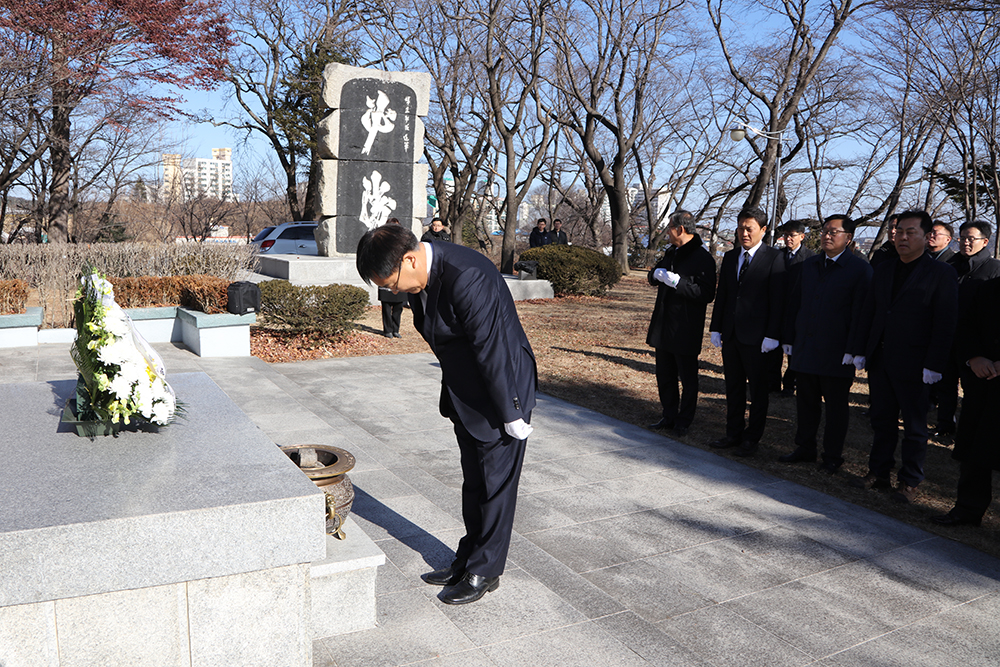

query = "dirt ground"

[{"left": 251, "top": 273, "right": 1000, "bottom": 560}]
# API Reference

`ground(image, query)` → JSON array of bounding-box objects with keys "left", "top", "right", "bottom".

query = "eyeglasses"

[
  {"left": 927, "top": 231, "right": 951, "bottom": 238},
  {"left": 820, "top": 229, "right": 848, "bottom": 237},
  {"left": 959, "top": 235, "right": 987, "bottom": 244}
]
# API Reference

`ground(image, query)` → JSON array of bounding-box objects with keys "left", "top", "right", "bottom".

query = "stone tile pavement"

[{"left": 3, "top": 344, "right": 999, "bottom": 667}]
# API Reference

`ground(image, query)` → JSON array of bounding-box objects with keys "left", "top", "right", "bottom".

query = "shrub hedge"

[
  {"left": 0, "top": 279, "right": 28, "bottom": 315},
  {"left": 518, "top": 245, "right": 622, "bottom": 296},
  {"left": 258, "top": 280, "right": 368, "bottom": 340},
  {"left": 108, "top": 275, "right": 230, "bottom": 314}
]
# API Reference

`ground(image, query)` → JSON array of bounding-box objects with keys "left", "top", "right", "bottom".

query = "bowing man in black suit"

[
  {"left": 708, "top": 207, "right": 786, "bottom": 457},
  {"left": 779, "top": 215, "right": 872, "bottom": 473},
  {"left": 847, "top": 210, "right": 958, "bottom": 504},
  {"left": 646, "top": 210, "right": 717, "bottom": 436},
  {"left": 357, "top": 224, "right": 537, "bottom": 605}
]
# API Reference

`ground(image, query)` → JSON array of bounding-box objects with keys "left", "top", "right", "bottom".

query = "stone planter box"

[{"left": 0, "top": 307, "right": 255, "bottom": 357}]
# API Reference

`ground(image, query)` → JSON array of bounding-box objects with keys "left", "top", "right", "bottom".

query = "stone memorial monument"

[{"left": 315, "top": 63, "right": 431, "bottom": 255}]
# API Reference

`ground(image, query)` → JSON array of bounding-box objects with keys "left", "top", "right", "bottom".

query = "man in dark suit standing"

[
  {"left": 932, "top": 275, "right": 1000, "bottom": 527},
  {"left": 550, "top": 219, "right": 569, "bottom": 245},
  {"left": 769, "top": 220, "right": 816, "bottom": 395},
  {"left": 646, "top": 210, "right": 716, "bottom": 437},
  {"left": 869, "top": 214, "right": 899, "bottom": 268},
  {"left": 708, "top": 207, "right": 786, "bottom": 457},
  {"left": 357, "top": 224, "right": 537, "bottom": 604},
  {"left": 848, "top": 210, "right": 958, "bottom": 503},
  {"left": 778, "top": 215, "right": 872, "bottom": 473},
  {"left": 933, "top": 220, "right": 1000, "bottom": 436}
]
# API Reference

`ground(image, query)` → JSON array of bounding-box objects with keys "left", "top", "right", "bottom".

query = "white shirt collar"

[
  {"left": 825, "top": 250, "right": 845, "bottom": 263},
  {"left": 741, "top": 240, "right": 764, "bottom": 259},
  {"left": 419, "top": 242, "right": 433, "bottom": 305}
]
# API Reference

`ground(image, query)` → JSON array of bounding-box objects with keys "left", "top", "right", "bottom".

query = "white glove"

[
  {"left": 761, "top": 337, "right": 780, "bottom": 354},
  {"left": 653, "top": 268, "right": 668, "bottom": 284},
  {"left": 842, "top": 354, "right": 854, "bottom": 365},
  {"left": 710, "top": 332, "right": 722, "bottom": 348},
  {"left": 782, "top": 344, "right": 792, "bottom": 356},
  {"left": 652, "top": 269, "right": 680, "bottom": 288},
  {"left": 505, "top": 418, "right": 533, "bottom": 439},
  {"left": 853, "top": 356, "right": 866, "bottom": 371},
  {"left": 922, "top": 368, "right": 942, "bottom": 384}
]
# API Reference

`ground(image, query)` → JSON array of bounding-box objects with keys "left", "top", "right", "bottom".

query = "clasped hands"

[
  {"left": 652, "top": 269, "right": 680, "bottom": 289},
  {"left": 969, "top": 356, "right": 1000, "bottom": 380}
]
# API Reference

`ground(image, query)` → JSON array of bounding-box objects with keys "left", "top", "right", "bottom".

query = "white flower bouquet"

[{"left": 69, "top": 270, "right": 179, "bottom": 428}]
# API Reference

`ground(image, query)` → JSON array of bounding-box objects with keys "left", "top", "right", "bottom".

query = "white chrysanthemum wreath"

[{"left": 70, "top": 270, "right": 179, "bottom": 426}]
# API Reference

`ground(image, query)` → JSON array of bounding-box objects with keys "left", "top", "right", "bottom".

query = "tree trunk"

[{"left": 48, "top": 42, "right": 72, "bottom": 243}]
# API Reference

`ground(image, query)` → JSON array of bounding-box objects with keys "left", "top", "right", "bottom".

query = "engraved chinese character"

[
  {"left": 361, "top": 90, "right": 397, "bottom": 155},
  {"left": 360, "top": 170, "right": 397, "bottom": 228}
]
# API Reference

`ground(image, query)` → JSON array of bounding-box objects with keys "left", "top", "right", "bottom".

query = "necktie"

[
  {"left": 738, "top": 251, "right": 750, "bottom": 281},
  {"left": 826, "top": 257, "right": 834, "bottom": 270}
]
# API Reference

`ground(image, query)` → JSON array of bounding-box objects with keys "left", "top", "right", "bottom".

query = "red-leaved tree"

[{"left": 0, "top": 0, "right": 232, "bottom": 242}]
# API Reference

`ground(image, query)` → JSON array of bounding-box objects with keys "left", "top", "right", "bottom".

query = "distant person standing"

[
  {"left": 769, "top": 220, "right": 816, "bottom": 395},
  {"left": 378, "top": 218, "right": 407, "bottom": 338},
  {"left": 529, "top": 219, "right": 552, "bottom": 248},
  {"left": 847, "top": 210, "right": 958, "bottom": 503},
  {"left": 550, "top": 219, "right": 569, "bottom": 245},
  {"left": 422, "top": 217, "right": 451, "bottom": 243},
  {"left": 708, "top": 207, "right": 786, "bottom": 458},
  {"left": 869, "top": 214, "right": 899, "bottom": 268},
  {"left": 646, "top": 210, "right": 716, "bottom": 437},
  {"left": 779, "top": 215, "right": 872, "bottom": 474}
]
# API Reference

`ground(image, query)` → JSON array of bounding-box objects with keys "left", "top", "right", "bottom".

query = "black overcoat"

[{"left": 645, "top": 235, "right": 717, "bottom": 356}]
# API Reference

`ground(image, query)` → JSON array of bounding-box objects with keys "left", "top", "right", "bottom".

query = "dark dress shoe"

[
  {"left": 422, "top": 565, "right": 465, "bottom": 587},
  {"left": 709, "top": 436, "right": 738, "bottom": 449},
  {"left": 441, "top": 573, "right": 499, "bottom": 605},
  {"left": 393, "top": 332, "right": 403, "bottom": 338},
  {"left": 649, "top": 418, "right": 675, "bottom": 430},
  {"left": 817, "top": 461, "right": 840, "bottom": 475},
  {"left": 778, "top": 449, "right": 817, "bottom": 464},
  {"left": 733, "top": 440, "right": 758, "bottom": 457},
  {"left": 673, "top": 425, "right": 688, "bottom": 437},
  {"left": 932, "top": 423, "right": 955, "bottom": 437},
  {"left": 931, "top": 511, "right": 981, "bottom": 527}
]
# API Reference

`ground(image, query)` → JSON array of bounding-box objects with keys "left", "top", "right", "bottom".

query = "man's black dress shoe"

[
  {"left": 422, "top": 565, "right": 465, "bottom": 587},
  {"left": 673, "top": 425, "right": 688, "bottom": 437},
  {"left": 932, "top": 423, "right": 955, "bottom": 437},
  {"left": 778, "top": 449, "right": 816, "bottom": 464},
  {"left": 649, "top": 418, "right": 674, "bottom": 430},
  {"left": 733, "top": 440, "right": 758, "bottom": 457},
  {"left": 709, "top": 436, "right": 738, "bottom": 449},
  {"left": 817, "top": 461, "right": 840, "bottom": 475},
  {"left": 441, "top": 572, "right": 499, "bottom": 605},
  {"left": 931, "top": 511, "right": 981, "bottom": 527}
]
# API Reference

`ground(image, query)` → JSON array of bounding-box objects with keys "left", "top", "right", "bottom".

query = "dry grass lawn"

[{"left": 251, "top": 273, "right": 1000, "bottom": 560}]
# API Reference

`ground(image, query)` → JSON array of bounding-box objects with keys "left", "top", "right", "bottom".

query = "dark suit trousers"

[
  {"left": 794, "top": 373, "right": 852, "bottom": 466},
  {"left": 867, "top": 359, "right": 930, "bottom": 486},
  {"left": 955, "top": 460, "right": 993, "bottom": 520},
  {"left": 381, "top": 302, "right": 403, "bottom": 335},
  {"left": 722, "top": 340, "right": 769, "bottom": 443},
  {"left": 655, "top": 348, "right": 699, "bottom": 428},
  {"left": 935, "top": 360, "right": 960, "bottom": 428},
  {"left": 451, "top": 416, "right": 528, "bottom": 579}
]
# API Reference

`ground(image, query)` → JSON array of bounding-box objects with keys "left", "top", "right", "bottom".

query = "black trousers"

[
  {"left": 451, "top": 415, "right": 528, "bottom": 578},
  {"left": 381, "top": 301, "right": 403, "bottom": 335},
  {"left": 794, "top": 373, "right": 853, "bottom": 466},
  {"left": 867, "top": 359, "right": 930, "bottom": 486},
  {"left": 765, "top": 348, "right": 795, "bottom": 393},
  {"left": 954, "top": 460, "right": 994, "bottom": 520},
  {"left": 935, "top": 360, "right": 960, "bottom": 428},
  {"left": 654, "top": 348, "right": 700, "bottom": 428},
  {"left": 722, "top": 340, "right": 770, "bottom": 443}
]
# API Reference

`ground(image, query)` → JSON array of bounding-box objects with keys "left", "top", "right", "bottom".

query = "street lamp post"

[{"left": 730, "top": 122, "right": 786, "bottom": 245}]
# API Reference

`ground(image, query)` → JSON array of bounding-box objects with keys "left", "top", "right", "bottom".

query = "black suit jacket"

[
  {"left": 931, "top": 247, "right": 957, "bottom": 263},
  {"left": 785, "top": 252, "right": 872, "bottom": 377},
  {"left": 646, "top": 235, "right": 717, "bottom": 356},
  {"left": 849, "top": 252, "right": 958, "bottom": 381},
  {"left": 709, "top": 243, "right": 786, "bottom": 345},
  {"left": 409, "top": 242, "right": 537, "bottom": 441}
]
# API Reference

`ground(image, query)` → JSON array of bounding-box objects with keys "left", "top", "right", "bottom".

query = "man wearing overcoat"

[
  {"left": 646, "top": 210, "right": 716, "bottom": 437},
  {"left": 356, "top": 224, "right": 537, "bottom": 604},
  {"left": 778, "top": 215, "right": 872, "bottom": 473},
  {"left": 847, "top": 210, "right": 958, "bottom": 503}
]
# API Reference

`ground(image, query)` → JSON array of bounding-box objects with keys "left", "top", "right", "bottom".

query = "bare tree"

[{"left": 546, "top": 0, "right": 686, "bottom": 273}]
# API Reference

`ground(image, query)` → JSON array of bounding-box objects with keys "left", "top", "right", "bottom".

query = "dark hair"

[
  {"left": 737, "top": 207, "right": 768, "bottom": 229},
  {"left": 932, "top": 220, "right": 955, "bottom": 238},
  {"left": 960, "top": 219, "right": 992, "bottom": 240},
  {"left": 781, "top": 220, "right": 808, "bottom": 235},
  {"left": 896, "top": 210, "right": 933, "bottom": 234},
  {"left": 356, "top": 224, "right": 419, "bottom": 284},
  {"left": 387, "top": 217, "right": 400, "bottom": 225},
  {"left": 537, "top": 218, "right": 547, "bottom": 225},
  {"left": 553, "top": 219, "right": 562, "bottom": 225},
  {"left": 431, "top": 217, "right": 443, "bottom": 224},
  {"left": 824, "top": 214, "right": 856, "bottom": 235},
  {"left": 668, "top": 210, "right": 696, "bottom": 235}
]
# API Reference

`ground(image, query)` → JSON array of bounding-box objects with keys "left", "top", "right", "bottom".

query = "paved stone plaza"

[{"left": 2, "top": 344, "right": 999, "bottom": 666}]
